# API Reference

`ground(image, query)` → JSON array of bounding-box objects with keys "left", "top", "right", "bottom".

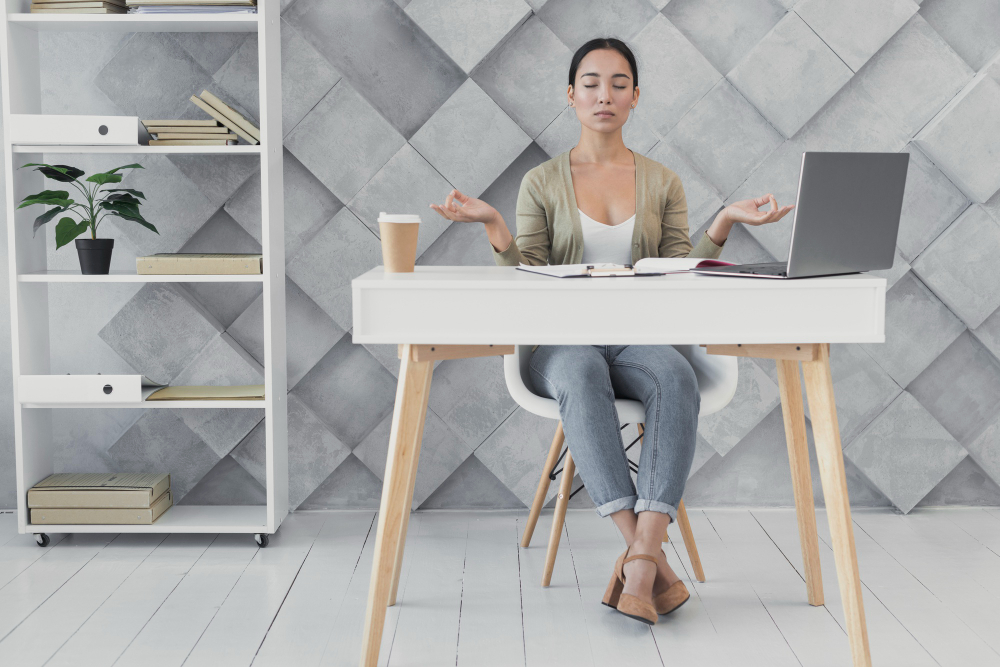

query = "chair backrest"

[{"left": 504, "top": 344, "right": 738, "bottom": 419}]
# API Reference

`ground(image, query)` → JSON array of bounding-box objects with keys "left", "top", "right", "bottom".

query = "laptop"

[{"left": 691, "top": 152, "right": 909, "bottom": 279}]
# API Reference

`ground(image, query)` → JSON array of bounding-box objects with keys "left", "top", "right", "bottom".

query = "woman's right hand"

[{"left": 430, "top": 189, "right": 499, "bottom": 225}]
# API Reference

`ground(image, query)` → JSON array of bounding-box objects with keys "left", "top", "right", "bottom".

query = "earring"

[{"left": 631, "top": 104, "right": 635, "bottom": 108}]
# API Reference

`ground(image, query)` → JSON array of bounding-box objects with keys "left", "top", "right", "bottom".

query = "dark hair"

[{"left": 568, "top": 38, "right": 639, "bottom": 88}]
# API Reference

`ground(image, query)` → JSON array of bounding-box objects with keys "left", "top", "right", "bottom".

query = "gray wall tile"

[
  {"left": 860, "top": 271, "right": 965, "bottom": 387},
  {"left": 284, "top": 0, "right": 467, "bottom": 138},
  {"left": 896, "top": 144, "right": 969, "bottom": 262},
  {"left": 537, "top": 0, "right": 657, "bottom": 52},
  {"left": 697, "top": 357, "right": 780, "bottom": 456},
  {"left": 406, "top": 0, "right": 531, "bottom": 73},
  {"left": 728, "top": 12, "right": 852, "bottom": 138},
  {"left": 795, "top": 0, "right": 918, "bottom": 72},
  {"left": 662, "top": 0, "right": 786, "bottom": 74},
  {"left": 919, "top": 0, "right": 1000, "bottom": 70},
  {"left": 410, "top": 79, "right": 531, "bottom": 198}
]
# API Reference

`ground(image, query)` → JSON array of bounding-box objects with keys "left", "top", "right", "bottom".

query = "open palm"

[
  {"left": 724, "top": 194, "right": 793, "bottom": 227},
  {"left": 429, "top": 189, "right": 499, "bottom": 225}
]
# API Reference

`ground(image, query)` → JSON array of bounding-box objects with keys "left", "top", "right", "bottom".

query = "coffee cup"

[{"left": 377, "top": 212, "right": 421, "bottom": 273}]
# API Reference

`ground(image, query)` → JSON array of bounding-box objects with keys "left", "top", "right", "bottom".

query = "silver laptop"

[{"left": 692, "top": 152, "right": 909, "bottom": 279}]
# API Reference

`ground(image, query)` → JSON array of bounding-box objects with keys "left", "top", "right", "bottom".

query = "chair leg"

[
  {"left": 542, "top": 449, "right": 575, "bottom": 587},
  {"left": 521, "top": 422, "right": 565, "bottom": 548},
  {"left": 675, "top": 500, "right": 705, "bottom": 582}
]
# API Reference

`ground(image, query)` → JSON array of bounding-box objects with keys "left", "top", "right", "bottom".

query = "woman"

[{"left": 431, "top": 38, "right": 792, "bottom": 625}]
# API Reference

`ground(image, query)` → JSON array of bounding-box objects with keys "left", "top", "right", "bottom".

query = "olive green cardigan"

[{"left": 492, "top": 150, "right": 725, "bottom": 266}]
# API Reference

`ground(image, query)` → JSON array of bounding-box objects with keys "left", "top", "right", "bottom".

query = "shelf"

[
  {"left": 25, "top": 505, "right": 267, "bottom": 533},
  {"left": 22, "top": 400, "right": 267, "bottom": 409},
  {"left": 12, "top": 144, "right": 262, "bottom": 154},
  {"left": 6, "top": 13, "right": 259, "bottom": 33},
  {"left": 19, "top": 271, "right": 265, "bottom": 283}
]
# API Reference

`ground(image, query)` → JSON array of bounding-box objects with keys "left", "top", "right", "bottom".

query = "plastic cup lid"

[{"left": 378, "top": 212, "right": 422, "bottom": 223}]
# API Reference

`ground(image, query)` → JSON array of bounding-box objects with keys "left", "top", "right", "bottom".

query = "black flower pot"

[{"left": 75, "top": 238, "right": 114, "bottom": 275}]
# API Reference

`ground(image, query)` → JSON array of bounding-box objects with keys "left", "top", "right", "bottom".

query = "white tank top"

[{"left": 579, "top": 208, "right": 636, "bottom": 265}]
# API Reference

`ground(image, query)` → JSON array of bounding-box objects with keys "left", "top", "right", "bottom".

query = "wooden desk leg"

[
  {"left": 360, "top": 344, "right": 434, "bottom": 667},
  {"left": 802, "top": 345, "right": 872, "bottom": 667},
  {"left": 387, "top": 383, "right": 429, "bottom": 607},
  {"left": 776, "top": 359, "right": 824, "bottom": 606}
]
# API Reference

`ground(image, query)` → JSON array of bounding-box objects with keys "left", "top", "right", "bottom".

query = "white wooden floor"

[{"left": 1, "top": 507, "right": 999, "bottom": 666}]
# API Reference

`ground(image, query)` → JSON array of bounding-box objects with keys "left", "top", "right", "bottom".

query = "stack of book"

[
  {"left": 141, "top": 119, "right": 237, "bottom": 146},
  {"left": 127, "top": 0, "right": 256, "bottom": 13},
  {"left": 30, "top": 0, "right": 127, "bottom": 13},
  {"left": 28, "top": 473, "right": 172, "bottom": 525},
  {"left": 137, "top": 252, "right": 263, "bottom": 274},
  {"left": 143, "top": 90, "right": 259, "bottom": 146}
]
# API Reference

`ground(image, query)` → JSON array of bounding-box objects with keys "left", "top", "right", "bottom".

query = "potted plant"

[{"left": 17, "top": 162, "right": 158, "bottom": 274}]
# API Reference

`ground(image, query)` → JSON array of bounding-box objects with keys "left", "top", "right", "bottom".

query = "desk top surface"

[{"left": 353, "top": 266, "right": 886, "bottom": 291}]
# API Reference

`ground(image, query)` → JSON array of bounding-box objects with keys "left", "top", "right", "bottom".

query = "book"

[
  {"left": 127, "top": 0, "right": 255, "bottom": 5},
  {"left": 142, "top": 119, "right": 220, "bottom": 127},
  {"left": 144, "top": 126, "right": 230, "bottom": 134},
  {"left": 515, "top": 258, "right": 736, "bottom": 278},
  {"left": 199, "top": 90, "right": 260, "bottom": 141},
  {"left": 148, "top": 139, "right": 236, "bottom": 145},
  {"left": 189, "top": 95, "right": 258, "bottom": 145},
  {"left": 136, "top": 252, "right": 263, "bottom": 275},
  {"left": 32, "top": 1, "right": 126, "bottom": 8},
  {"left": 30, "top": 490, "right": 172, "bottom": 525},
  {"left": 146, "top": 385, "right": 265, "bottom": 401},
  {"left": 151, "top": 132, "right": 238, "bottom": 141},
  {"left": 31, "top": 6, "right": 127, "bottom": 12},
  {"left": 28, "top": 472, "right": 170, "bottom": 509}
]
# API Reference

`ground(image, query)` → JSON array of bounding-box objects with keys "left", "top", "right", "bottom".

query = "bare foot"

[
  {"left": 621, "top": 546, "right": 658, "bottom": 604},
  {"left": 652, "top": 549, "right": 681, "bottom": 597}
]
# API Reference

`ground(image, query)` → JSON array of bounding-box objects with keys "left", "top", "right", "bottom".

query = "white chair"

[{"left": 505, "top": 344, "right": 739, "bottom": 586}]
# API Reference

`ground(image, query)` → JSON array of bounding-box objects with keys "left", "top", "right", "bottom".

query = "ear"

[
  {"left": 567, "top": 84, "right": 575, "bottom": 107},
  {"left": 632, "top": 86, "right": 640, "bottom": 108}
]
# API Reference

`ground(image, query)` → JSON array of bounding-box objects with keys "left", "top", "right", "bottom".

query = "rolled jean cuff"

[
  {"left": 595, "top": 494, "right": 637, "bottom": 517},
  {"left": 634, "top": 499, "right": 678, "bottom": 522}
]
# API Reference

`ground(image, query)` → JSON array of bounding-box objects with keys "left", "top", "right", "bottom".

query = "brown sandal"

[
  {"left": 652, "top": 549, "right": 690, "bottom": 615},
  {"left": 600, "top": 546, "right": 658, "bottom": 625}
]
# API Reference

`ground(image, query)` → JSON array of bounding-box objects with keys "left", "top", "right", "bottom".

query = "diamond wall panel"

[{"left": 7, "top": 0, "right": 999, "bottom": 514}]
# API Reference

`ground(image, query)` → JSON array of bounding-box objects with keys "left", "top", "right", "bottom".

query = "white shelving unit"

[{"left": 0, "top": 0, "right": 288, "bottom": 545}]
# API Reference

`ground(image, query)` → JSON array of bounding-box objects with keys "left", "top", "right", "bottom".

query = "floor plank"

[
  {"left": 184, "top": 513, "right": 327, "bottom": 667},
  {"left": 515, "top": 512, "right": 594, "bottom": 667},
  {"left": 853, "top": 510, "right": 1000, "bottom": 660},
  {"left": 318, "top": 512, "right": 424, "bottom": 667},
  {"left": 251, "top": 512, "right": 375, "bottom": 667},
  {"left": 674, "top": 509, "right": 800, "bottom": 667},
  {"left": 0, "top": 532, "right": 69, "bottom": 590},
  {"left": 562, "top": 511, "right": 663, "bottom": 666},
  {"left": 706, "top": 509, "right": 851, "bottom": 666},
  {"left": 385, "top": 512, "right": 469, "bottom": 666},
  {"left": 112, "top": 533, "right": 260, "bottom": 666},
  {"left": 0, "top": 533, "right": 116, "bottom": 643},
  {"left": 0, "top": 533, "right": 166, "bottom": 667},
  {"left": 751, "top": 509, "right": 937, "bottom": 667},
  {"left": 45, "top": 533, "right": 216, "bottom": 667},
  {"left": 455, "top": 511, "right": 526, "bottom": 667}
]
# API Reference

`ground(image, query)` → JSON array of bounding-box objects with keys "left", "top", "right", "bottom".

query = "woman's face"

[{"left": 568, "top": 48, "right": 639, "bottom": 134}]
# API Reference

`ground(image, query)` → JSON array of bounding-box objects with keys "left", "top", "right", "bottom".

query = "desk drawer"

[{"left": 19, "top": 375, "right": 145, "bottom": 404}]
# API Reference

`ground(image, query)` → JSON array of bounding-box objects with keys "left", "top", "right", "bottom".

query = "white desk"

[{"left": 352, "top": 266, "right": 886, "bottom": 667}]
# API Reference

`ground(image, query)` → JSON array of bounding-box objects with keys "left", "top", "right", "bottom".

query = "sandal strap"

[{"left": 623, "top": 553, "right": 658, "bottom": 565}]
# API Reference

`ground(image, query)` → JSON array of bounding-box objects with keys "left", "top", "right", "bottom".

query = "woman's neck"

[{"left": 572, "top": 127, "right": 632, "bottom": 166}]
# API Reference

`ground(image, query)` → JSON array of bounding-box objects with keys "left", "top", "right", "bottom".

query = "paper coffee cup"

[{"left": 378, "top": 212, "right": 421, "bottom": 273}]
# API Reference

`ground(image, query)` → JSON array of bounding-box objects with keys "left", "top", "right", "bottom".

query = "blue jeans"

[{"left": 528, "top": 345, "right": 700, "bottom": 522}]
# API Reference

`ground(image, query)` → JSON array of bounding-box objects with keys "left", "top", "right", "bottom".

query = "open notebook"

[{"left": 516, "top": 257, "right": 735, "bottom": 278}]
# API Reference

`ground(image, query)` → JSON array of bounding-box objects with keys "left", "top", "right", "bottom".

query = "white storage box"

[
  {"left": 19, "top": 375, "right": 162, "bottom": 405},
  {"left": 9, "top": 114, "right": 140, "bottom": 146}
]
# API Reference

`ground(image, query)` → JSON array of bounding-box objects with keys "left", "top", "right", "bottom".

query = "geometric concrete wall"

[{"left": 2, "top": 0, "right": 1000, "bottom": 514}]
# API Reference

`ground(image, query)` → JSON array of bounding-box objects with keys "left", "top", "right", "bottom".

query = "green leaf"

[
  {"left": 21, "top": 163, "right": 85, "bottom": 182},
  {"left": 103, "top": 188, "right": 146, "bottom": 200},
  {"left": 105, "top": 163, "right": 143, "bottom": 174},
  {"left": 85, "top": 172, "right": 123, "bottom": 185},
  {"left": 102, "top": 192, "right": 140, "bottom": 205},
  {"left": 100, "top": 201, "right": 158, "bottom": 234},
  {"left": 17, "top": 190, "right": 72, "bottom": 209},
  {"left": 32, "top": 207, "right": 69, "bottom": 236},
  {"left": 54, "top": 217, "right": 89, "bottom": 249}
]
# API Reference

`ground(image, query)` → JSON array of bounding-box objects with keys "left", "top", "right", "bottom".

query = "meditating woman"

[{"left": 430, "top": 38, "right": 792, "bottom": 625}]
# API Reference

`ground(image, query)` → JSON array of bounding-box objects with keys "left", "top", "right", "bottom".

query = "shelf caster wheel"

[
  {"left": 35, "top": 533, "right": 50, "bottom": 547},
  {"left": 254, "top": 533, "right": 269, "bottom": 548}
]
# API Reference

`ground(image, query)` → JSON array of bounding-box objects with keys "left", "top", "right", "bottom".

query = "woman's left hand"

[{"left": 723, "top": 194, "right": 794, "bottom": 227}]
